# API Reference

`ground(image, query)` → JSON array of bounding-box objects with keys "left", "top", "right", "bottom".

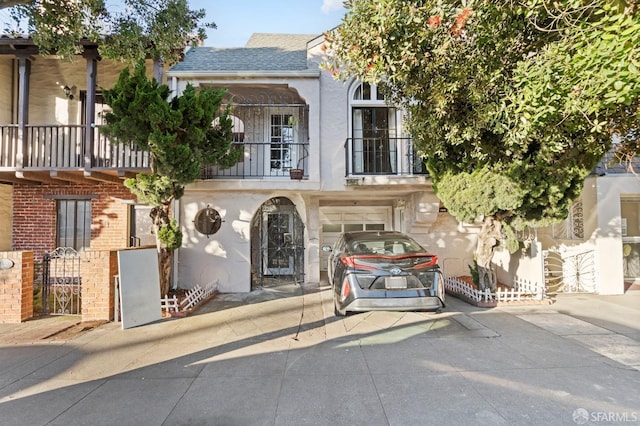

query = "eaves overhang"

[{"left": 166, "top": 70, "right": 321, "bottom": 79}]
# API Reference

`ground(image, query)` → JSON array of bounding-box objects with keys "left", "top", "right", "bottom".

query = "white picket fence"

[
  {"left": 161, "top": 281, "right": 218, "bottom": 314},
  {"left": 444, "top": 276, "right": 546, "bottom": 303}
]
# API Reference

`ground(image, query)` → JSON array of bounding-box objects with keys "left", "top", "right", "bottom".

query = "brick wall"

[
  {"left": 0, "top": 251, "right": 33, "bottom": 323},
  {"left": 80, "top": 250, "right": 118, "bottom": 322},
  {"left": 12, "top": 183, "right": 136, "bottom": 261}
]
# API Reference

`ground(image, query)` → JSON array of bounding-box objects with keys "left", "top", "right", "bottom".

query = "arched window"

[
  {"left": 213, "top": 114, "right": 245, "bottom": 142},
  {"left": 349, "top": 82, "right": 399, "bottom": 175}
]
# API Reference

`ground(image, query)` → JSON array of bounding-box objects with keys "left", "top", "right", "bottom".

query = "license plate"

[{"left": 385, "top": 276, "right": 407, "bottom": 289}]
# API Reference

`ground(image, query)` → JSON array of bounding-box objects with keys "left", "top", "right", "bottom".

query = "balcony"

[
  {"left": 201, "top": 141, "right": 309, "bottom": 179},
  {"left": 344, "top": 137, "right": 428, "bottom": 185},
  {"left": 0, "top": 124, "right": 150, "bottom": 184}
]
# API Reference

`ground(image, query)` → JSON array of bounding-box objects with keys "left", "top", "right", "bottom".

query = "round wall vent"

[{"left": 194, "top": 207, "right": 222, "bottom": 237}]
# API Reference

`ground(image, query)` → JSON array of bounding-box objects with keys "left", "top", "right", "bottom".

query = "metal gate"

[
  {"left": 42, "top": 247, "right": 82, "bottom": 315},
  {"left": 251, "top": 197, "right": 305, "bottom": 289},
  {"left": 544, "top": 249, "right": 597, "bottom": 294}
]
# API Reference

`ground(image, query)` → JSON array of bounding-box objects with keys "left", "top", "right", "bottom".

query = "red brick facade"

[
  {"left": 0, "top": 251, "right": 33, "bottom": 323},
  {"left": 12, "top": 183, "right": 136, "bottom": 260},
  {"left": 79, "top": 250, "right": 118, "bottom": 322},
  {"left": 0, "top": 250, "right": 118, "bottom": 323}
]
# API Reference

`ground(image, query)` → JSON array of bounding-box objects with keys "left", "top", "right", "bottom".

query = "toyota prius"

[{"left": 323, "top": 231, "right": 445, "bottom": 316}]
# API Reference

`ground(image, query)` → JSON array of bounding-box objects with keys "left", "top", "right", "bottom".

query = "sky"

[
  {"left": 191, "top": 0, "right": 347, "bottom": 47},
  {"left": 0, "top": 1, "right": 348, "bottom": 48}
]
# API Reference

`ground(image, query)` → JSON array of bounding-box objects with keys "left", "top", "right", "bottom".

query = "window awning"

[{"left": 202, "top": 84, "right": 306, "bottom": 106}]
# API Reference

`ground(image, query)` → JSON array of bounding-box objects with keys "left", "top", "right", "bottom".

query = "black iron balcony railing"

[
  {"left": 344, "top": 137, "right": 428, "bottom": 176},
  {"left": 201, "top": 141, "right": 309, "bottom": 179},
  {"left": 0, "top": 124, "right": 150, "bottom": 171}
]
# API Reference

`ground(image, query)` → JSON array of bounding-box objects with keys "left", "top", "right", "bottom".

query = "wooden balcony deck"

[{"left": 0, "top": 124, "right": 150, "bottom": 185}]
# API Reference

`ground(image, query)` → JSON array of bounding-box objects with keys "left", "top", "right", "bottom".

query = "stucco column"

[
  {"left": 307, "top": 198, "right": 321, "bottom": 283},
  {"left": 595, "top": 178, "right": 625, "bottom": 294}
]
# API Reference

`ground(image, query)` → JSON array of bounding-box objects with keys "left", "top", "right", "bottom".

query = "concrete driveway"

[{"left": 0, "top": 282, "right": 639, "bottom": 425}]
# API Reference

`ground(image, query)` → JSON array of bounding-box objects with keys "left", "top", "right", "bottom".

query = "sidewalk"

[
  {"left": 0, "top": 316, "right": 81, "bottom": 345},
  {"left": 0, "top": 284, "right": 638, "bottom": 425}
]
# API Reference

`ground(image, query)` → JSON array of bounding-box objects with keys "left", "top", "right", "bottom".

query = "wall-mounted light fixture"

[{"left": 62, "top": 85, "right": 74, "bottom": 99}]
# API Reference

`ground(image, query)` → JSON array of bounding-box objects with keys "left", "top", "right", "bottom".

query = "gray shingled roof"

[{"left": 170, "top": 33, "right": 317, "bottom": 72}]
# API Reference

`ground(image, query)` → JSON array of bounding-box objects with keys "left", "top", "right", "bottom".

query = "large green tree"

[
  {"left": 324, "top": 0, "right": 640, "bottom": 290},
  {"left": 2, "top": 0, "right": 213, "bottom": 63},
  {"left": 101, "top": 63, "right": 240, "bottom": 295}
]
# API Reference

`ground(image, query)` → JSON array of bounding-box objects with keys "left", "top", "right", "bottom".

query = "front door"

[
  {"left": 263, "top": 211, "right": 294, "bottom": 275},
  {"left": 251, "top": 197, "right": 305, "bottom": 288}
]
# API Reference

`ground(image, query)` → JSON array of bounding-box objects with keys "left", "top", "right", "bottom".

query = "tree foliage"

[
  {"left": 101, "top": 62, "right": 240, "bottom": 293},
  {"left": 324, "top": 0, "right": 639, "bottom": 289},
  {"left": 2, "top": 0, "right": 213, "bottom": 63}
]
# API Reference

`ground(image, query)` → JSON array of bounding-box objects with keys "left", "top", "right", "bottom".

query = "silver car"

[{"left": 323, "top": 231, "right": 445, "bottom": 316}]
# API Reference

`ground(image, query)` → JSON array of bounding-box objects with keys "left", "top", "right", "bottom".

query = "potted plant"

[
  {"left": 286, "top": 116, "right": 307, "bottom": 179},
  {"left": 289, "top": 145, "right": 308, "bottom": 179}
]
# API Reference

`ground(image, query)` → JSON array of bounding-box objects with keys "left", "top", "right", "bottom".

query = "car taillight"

[
  {"left": 411, "top": 255, "right": 438, "bottom": 269},
  {"left": 340, "top": 256, "right": 377, "bottom": 270},
  {"left": 341, "top": 280, "right": 350, "bottom": 299}
]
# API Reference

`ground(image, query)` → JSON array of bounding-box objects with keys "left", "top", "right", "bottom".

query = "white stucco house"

[{"left": 166, "top": 33, "right": 639, "bottom": 295}]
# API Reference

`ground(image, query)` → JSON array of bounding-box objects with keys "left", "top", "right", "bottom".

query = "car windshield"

[{"left": 350, "top": 236, "right": 426, "bottom": 255}]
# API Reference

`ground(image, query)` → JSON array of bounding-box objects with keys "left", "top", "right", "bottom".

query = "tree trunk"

[
  {"left": 475, "top": 216, "right": 502, "bottom": 291},
  {"left": 150, "top": 204, "right": 173, "bottom": 296},
  {"left": 158, "top": 248, "right": 173, "bottom": 297}
]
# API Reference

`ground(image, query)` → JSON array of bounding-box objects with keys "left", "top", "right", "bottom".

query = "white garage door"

[{"left": 319, "top": 206, "right": 392, "bottom": 271}]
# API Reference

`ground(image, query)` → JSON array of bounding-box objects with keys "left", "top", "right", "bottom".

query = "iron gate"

[
  {"left": 251, "top": 197, "right": 305, "bottom": 289},
  {"left": 42, "top": 247, "right": 82, "bottom": 315},
  {"left": 544, "top": 249, "right": 597, "bottom": 294}
]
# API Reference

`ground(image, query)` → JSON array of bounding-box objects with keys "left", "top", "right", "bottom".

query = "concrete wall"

[
  {"left": 594, "top": 175, "right": 640, "bottom": 294},
  {"left": 493, "top": 241, "right": 545, "bottom": 287},
  {"left": 178, "top": 190, "right": 308, "bottom": 292}
]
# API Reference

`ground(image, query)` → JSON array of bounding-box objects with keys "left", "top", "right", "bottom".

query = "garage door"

[{"left": 319, "top": 206, "right": 392, "bottom": 271}]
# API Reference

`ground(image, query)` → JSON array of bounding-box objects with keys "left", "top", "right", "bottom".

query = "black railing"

[
  {"left": 201, "top": 141, "right": 309, "bottom": 179},
  {"left": 0, "top": 124, "right": 151, "bottom": 171},
  {"left": 344, "top": 137, "right": 428, "bottom": 176}
]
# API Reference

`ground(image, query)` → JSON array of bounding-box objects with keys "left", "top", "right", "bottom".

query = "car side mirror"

[{"left": 321, "top": 245, "right": 332, "bottom": 252}]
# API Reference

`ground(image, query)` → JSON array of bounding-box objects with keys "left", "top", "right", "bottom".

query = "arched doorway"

[{"left": 250, "top": 197, "right": 305, "bottom": 289}]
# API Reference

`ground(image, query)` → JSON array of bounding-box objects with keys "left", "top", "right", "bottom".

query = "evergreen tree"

[
  {"left": 2, "top": 0, "right": 213, "bottom": 64},
  {"left": 101, "top": 63, "right": 240, "bottom": 295}
]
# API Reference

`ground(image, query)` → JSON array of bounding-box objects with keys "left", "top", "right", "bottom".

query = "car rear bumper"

[{"left": 345, "top": 296, "right": 443, "bottom": 313}]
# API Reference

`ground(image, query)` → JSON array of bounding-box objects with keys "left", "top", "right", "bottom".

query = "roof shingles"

[{"left": 170, "top": 33, "right": 316, "bottom": 73}]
